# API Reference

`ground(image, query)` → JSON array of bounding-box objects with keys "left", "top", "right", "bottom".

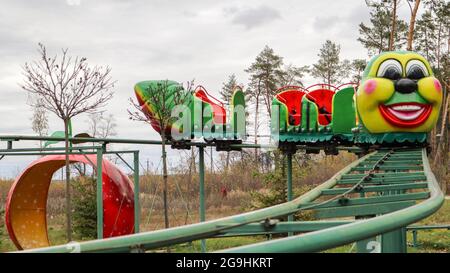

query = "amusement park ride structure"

[{"left": 0, "top": 51, "right": 447, "bottom": 253}]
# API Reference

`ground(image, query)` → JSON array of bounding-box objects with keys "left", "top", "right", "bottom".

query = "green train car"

[
  {"left": 271, "top": 51, "right": 444, "bottom": 149},
  {"left": 134, "top": 80, "right": 246, "bottom": 144},
  {"left": 271, "top": 83, "right": 357, "bottom": 145}
]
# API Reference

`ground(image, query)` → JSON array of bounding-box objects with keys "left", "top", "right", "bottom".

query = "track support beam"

[{"left": 96, "top": 148, "right": 104, "bottom": 239}]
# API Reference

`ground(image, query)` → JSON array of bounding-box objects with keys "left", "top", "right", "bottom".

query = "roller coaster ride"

[{"left": 1, "top": 50, "right": 446, "bottom": 253}]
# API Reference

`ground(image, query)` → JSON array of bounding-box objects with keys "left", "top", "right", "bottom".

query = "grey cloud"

[
  {"left": 181, "top": 10, "right": 198, "bottom": 18},
  {"left": 310, "top": 3, "right": 371, "bottom": 40},
  {"left": 226, "top": 5, "right": 281, "bottom": 29},
  {"left": 347, "top": 3, "right": 372, "bottom": 26},
  {"left": 312, "top": 16, "right": 340, "bottom": 31}
]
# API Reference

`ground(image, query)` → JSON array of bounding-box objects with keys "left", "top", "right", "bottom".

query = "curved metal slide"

[{"left": 6, "top": 155, "right": 135, "bottom": 250}]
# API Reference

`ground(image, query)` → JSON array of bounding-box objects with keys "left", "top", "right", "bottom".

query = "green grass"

[
  {"left": 0, "top": 224, "right": 93, "bottom": 252},
  {"left": 416, "top": 198, "right": 450, "bottom": 225},
  {"left": 0, "top": 232, "right": 15, "bottom": 252},
  {"left": 326, "top": 200, "right": 450, "bottom": 253},
  {"left": 155, "top": 236, "right": 267, "bottom": 253},
  {"left": 406, "top": 199, "right": 450, "bottom": 253},
  {"left": 407, "top": 230, "right": 450, "bottom": 253},
  {"left": 0, "top": 227, "right": 92, "bottom": 252}
]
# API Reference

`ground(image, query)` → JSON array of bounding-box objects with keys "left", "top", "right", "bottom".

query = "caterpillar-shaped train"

[{"left": 134, "top": 51, "right": 444, "bottom": 150}]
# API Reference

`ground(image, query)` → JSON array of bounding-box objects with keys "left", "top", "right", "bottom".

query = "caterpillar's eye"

[
  {"left": 377, "top": 59, "right": 402, "bottom": 80},
  {"left": 406, "top": 60, "right": 429, "bottom": 80}
]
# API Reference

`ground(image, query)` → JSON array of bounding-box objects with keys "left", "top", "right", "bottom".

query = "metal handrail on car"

[{"left": 194, "top": 85, "right": 224, "bottom": 107}]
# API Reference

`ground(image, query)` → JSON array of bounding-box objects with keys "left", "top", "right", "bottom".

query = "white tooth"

[
  {"left": 391, "top": 105, "right": 422, "bottom": 111},
  {"left": 387, "top": 108, "right": 425, "bottom": 120}
]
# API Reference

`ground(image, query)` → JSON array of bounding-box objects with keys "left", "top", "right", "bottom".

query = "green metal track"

[
  {"left": 218, "top": 148, "right": 444, "bottom": 253},
  {"left": 16, "top": 148, "right": 443, "bottom": 253}
]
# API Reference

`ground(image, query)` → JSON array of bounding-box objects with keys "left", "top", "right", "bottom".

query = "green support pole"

[
  {"left": 380, "top": 187, "right": 407, "bottom": 253},
  {"left": 96, "top": 148, "right": 103, "bottom": 239},
  {"left": 286, "top": 152, "right": 293, "bottom": 237},
  {"left": 381, "top": 227, "right": 407, "bottom": 253},
  {"left": 355, "top": 216, "right": 379, "bottom": 253},
  {"left": 134, "top": 151, "right": 140, "bottom": 234},
  {"left": 199, "top": 146, "right": 206, "bottom": 252}
]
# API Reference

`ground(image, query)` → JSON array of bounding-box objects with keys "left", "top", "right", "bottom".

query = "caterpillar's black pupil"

[
  {"left": 383, "top": 68, "right": 401, "bottom": 80},
  {"left": 408, "top": 67, "right": 425, "bottom": 80}
]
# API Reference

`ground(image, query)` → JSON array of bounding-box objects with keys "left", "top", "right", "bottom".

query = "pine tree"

[
  {"left": 220, "top": 74, "right": 238, "bottom": 104},
  {"left": 279, "top": 64, "right": 309, "bottom": 87},
  {"left": 245, "top": 46, "right": 286, "bottom": 118},
  {"left": 310, "top": 40, "right": 351, "bottom": 86},
  {"left": 415, "top": 0, "right": 449, "bottom": 77},
  {"left": 72, "top": 177, "right": 97, "bottom": 239},
  {"left": 358, "top": 1, "right": 408, "bottom": 56},
  {"left": 245, "top": 46, "right": 286, "bottom": 162},
  {"left": 414, "top": 11, "right": 437, "bottom": 63},
  {"left": 350, "top": 59, "right": 367, "bottom": 83},
  {"left": 414, "top": 0, "right": 449, "bottom": 174}
]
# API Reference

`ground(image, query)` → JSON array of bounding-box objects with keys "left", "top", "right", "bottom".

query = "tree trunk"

[
  {"left": 389, "top": 0, "right": 398, "bottom": 51},
  {"left": 160, "top": 133, "right": 171, "bottom": 253},
  {"left": 430, "top": 127, "right": 436, "bottom": 153},
  {"left": 254, "top": 95, "right": 259, "bottom": 163},
  {"left": 264, "top": 81, "right": 272, "bottom": 119},
  {"left": 161, "top": 134, "right": 169, "bottom": 231},
  {"left": 225, "top": 151, "right": 230, "bottom": 172},
  {"left": 210, "top": 146, "right": 214, "bottom": 174},
  {"left": 434, "top": 89, "right": 450, "bottom": 163},
  {"left": 407, "top": 0, "right": 421, "bottom": 51},
  {"left": 436, "top": 22, "right": 442, "bottom": 72},
  {"left": 281, "top": 154, "right": 286, "bottom": 203},
  {"left": 64, "top": 118, "right": 72, "bottom": 242},
  {"left": 187, "top": 150, "right": 193, "bottom": 196},
  {"left": 186, "top": 149, "right": 194, "bottom": 211},
  {"left": 274, "top": 150, "right": 280, "bottom": 172}
]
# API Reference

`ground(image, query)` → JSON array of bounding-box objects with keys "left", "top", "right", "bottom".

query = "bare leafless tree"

[
  {"left": 128, "top": 80, "right": 193, "bottom": 236},
  {"left": 73, "top": 112, "right": 118, "bottom": 177},
  {"left": 30, "top": 97, "right": 49, "bottom": 148},
  {"left": 21, "top": 43, "right": 115, "bottom": 241},
  {"left": 88, "top": 112, "right": 117, "bottom": 138}
]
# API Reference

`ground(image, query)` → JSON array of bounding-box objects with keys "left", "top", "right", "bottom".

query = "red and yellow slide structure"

[{"left": 5, "top": 155, "right": 135, "bottom": 250}]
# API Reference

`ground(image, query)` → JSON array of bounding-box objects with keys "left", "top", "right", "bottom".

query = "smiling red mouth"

[{"left": 379, "top": 103, "right": 432, "bottom": 128}]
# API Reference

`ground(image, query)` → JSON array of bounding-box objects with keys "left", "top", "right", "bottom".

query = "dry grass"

[{"left": 431, "top": 160, "right": 450, "bottom": 194}]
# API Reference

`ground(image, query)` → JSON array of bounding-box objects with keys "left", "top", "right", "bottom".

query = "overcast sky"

[{"left": 0, "top": 0, "right": 418, "bottom": 178}]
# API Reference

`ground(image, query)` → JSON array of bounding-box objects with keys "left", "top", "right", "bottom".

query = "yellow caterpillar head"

[{"left": 356, "top": 51, "right": 443, "bottom": 133}]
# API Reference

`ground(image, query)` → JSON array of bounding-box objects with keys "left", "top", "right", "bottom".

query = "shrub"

[
  {"left": 0, "top": 208, "right": 5, "bottom": 247},
  {"left": 72, "top": 177, "right": 97, "bottom": 239},
  {"left": 248, "top": 153, "right": 315, "bottom": 222}
]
